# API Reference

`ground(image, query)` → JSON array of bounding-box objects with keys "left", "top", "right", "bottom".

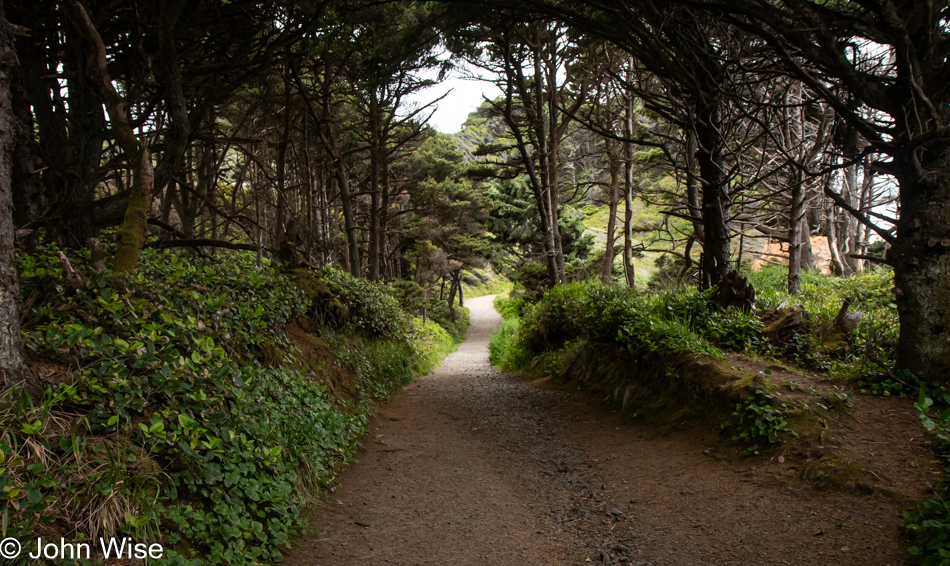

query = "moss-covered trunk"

[
  {"left": 111, "top": 147, "right": 153, "bottom": 274},
  {"left": 65, "top": 0, "right": 154, "bottom": 275}
]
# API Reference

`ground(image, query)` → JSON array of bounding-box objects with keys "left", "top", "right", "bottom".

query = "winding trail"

[{"left": 284, "top": 294, "right": 919, "bottom": 566}]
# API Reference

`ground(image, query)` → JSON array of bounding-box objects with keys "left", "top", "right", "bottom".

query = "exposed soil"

[{"left": 283, "top": 295, "right": 933, "bottom": 566}]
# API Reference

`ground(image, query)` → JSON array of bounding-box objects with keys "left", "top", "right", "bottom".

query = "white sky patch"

[{"left": 404, "top": 61, "right": 502, "bottom": 134}]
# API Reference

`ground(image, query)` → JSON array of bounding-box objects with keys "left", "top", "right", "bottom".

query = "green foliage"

[
  {"left": 721, "top": 386, "right": 798, "bottom": 455},
  {"left": 856, "top": 369, "right": 950, "bottom": 402},
  {"left": 654, "top": 287, "right": 765, "bottom": 353},
  {"left": 460, "top": 271, "right": 510, "bottom": 299},
  {"left": 486, "top": 281, "right": 806, "bottom": 455},
  {"left": 387, "top": 278, "right": 471, "bottom": 340},
  {"left": 510, "top": 261, "right": 551, "bottom": 303},
  {"left": 318, "top": 266, "right": 411, "bottom": 340},
  {"left": 0, "top": 389, "right": 69, "bottom": 541},
  {"left": 489, "top": 282, "right": 722, "bottom": 374},
  {"left": 906, "top": 385, "right": 950, "bottom": 564},
  {"left": 8, "top": 247, "right": 436, "bottom": 565},
  {"left": 493, "top": 268, "right": 894, "bottom": 377},
  {"left": 488, "top": 318, "right": 529, "bottom": 370},
  {"left": 409, "top": 318, "right": 456, "bottom": 375},
  {"left": 427, "top": 304, "right": 471, "bottom": 340},
  {"left": 646, "top": 252, "right": 696, "bottom": 290},
  {"left": 745, "top": 265, "right": 898, "bottom": 369},
  {"left": 493, "top": 295, "right": 525, "bottom": 319}
]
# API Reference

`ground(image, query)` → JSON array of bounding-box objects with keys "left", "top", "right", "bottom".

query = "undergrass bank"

[
  {"left": 489, "top": 284, "right": 754, "bottom": 423},
  {"left": 488, "top": 274, "right": 898, "bottom": 454},
  {"left": 3, "top": 248, "right": 458, "bottom": 565}
]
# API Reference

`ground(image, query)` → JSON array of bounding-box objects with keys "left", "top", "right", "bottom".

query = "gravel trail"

[{"left": 283, "top": 294, "right": 919, "bottom": 566}]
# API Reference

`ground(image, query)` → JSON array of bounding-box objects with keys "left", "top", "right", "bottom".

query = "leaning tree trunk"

[
  {"left": 318, "top": 112, "right": 360, "bottom": 278},
  {"left": 886, "top": 43, "right": 950, "bottom": 383},
  {"left": 0, "top": 6, "right": 38, "bottom": 396},
  {"left": 66, "top": 0, "right": 153, "bottom": 275}
]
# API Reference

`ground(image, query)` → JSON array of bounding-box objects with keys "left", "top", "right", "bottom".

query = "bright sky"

[{"left": 404, "top": 63, "right": 502, "bottom": 134}]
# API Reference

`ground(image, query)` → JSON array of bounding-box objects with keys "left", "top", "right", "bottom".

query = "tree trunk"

[
  {"left": 379, "top": 160, "right": 391, "bottom": 280},
  {"left": 66, "top": 0, "right": 153, "bottom": 275},
  {"left": 368, "top": 93, "right": 382, "bottom": 281},
  {"left": 892, "top": 154, "right": 950, "bottom": 381},
  {"left": 335, "top": 160, "right": 360, "bottom": 278},
  {"left": 275, "top": 53, "right": 292, "bottom": 241},
  {"left": 18, "top": 17, "right": 105, "bottom": 248},
  {"left": 501, "top": 79, "right": 557, "bottom": 285},
  {"left": 787, "top": 172, "right": 805, "bottom": 295},
  {"left": 544, "top": 47, "right": 566, "bottom": 283},
  {"left": 319, "top": 104, "right": 360, "bottom": 278},
  {"left": 622, "top": 93, "right": 636, "bottom": 287},
  {"left": 800, "top": 216, "right": 814, "bottom": 271},
  {"left": 10, "top": 63, "right": 41, "bottom": 234},
  {"left": 0, "top": 7, "right": 37, "bottom": 396},
  {"left": 684, "top": 129, "right": 705, "bottom": 244},
  {"left": 602, "top": 147, "right": 620, "bottom": 285},
  {"left": 839, "top": 161, "right": 858, "bottom": 275},
  {"left": 823, "top": 174, "right": 846, "bottom": 276},
  {"left": 447, "top": 270, "right": 461, "bottom": 319},
  {"left": 695, "top": 97, "right": 731, "bottom": 288},
  {"left": 152, "top": 0, "right": 188, "bottom": 199}
]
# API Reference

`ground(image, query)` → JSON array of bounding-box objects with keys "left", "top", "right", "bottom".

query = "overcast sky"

[{"left": 404, "top": 63, "right": 502, "bottom": 134}]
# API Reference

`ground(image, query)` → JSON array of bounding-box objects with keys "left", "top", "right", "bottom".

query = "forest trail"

[{"left": 283, "top": 295, "right": 918, "bottom": 566}]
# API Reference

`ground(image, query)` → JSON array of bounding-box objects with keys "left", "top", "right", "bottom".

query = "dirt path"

[{"left": 283, "top": 295, "right": 924, "bottom": 565}]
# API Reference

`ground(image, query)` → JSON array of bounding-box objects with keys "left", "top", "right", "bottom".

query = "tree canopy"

[{"left": 1, "top": 0, "right": 947, "bottom": 384}]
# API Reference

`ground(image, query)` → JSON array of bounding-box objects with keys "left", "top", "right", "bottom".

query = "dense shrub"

[
  {"left": 495, "top": 264, "right": 895, "bottom": 376},
  {"left": 488, "top": 318, "right": 528, "bottom": 370},
  {"left": 317, "top": 265, "right": 411, "bottom": 340},
  {"left": 426, "top": 303, "right": 471, "bottom": 340},
  {"left": 504, "top": 282, "right": 720, "bottom": 364},
  {"left": 745, "top": 265, "right": 898, "bottom": 370},
  {"left": 409, "top": 318, "right": 456, "bottom": 375},
  {"left": 5, "top": 248, "right": 448, "bottom": 565},
  {"left": 656, "top": 287, "right": 765, "bottom": 353},
  {"left": 494, "top": 295, "right": 526, "bottom": 319}
]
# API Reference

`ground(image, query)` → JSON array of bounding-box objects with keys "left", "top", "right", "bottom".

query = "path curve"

[{"left": 284, "top": 294, "right": 916, "bottom": 566}]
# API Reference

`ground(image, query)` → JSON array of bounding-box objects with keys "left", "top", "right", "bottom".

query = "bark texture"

[
  {"left": 0, "top": 5, "right": 36, "bottom": 395},
  {"left": 892, "top": 156, "right": 950, "bottom": 380},
  {"left": 695, "top": 99, "right": 731, "bottom": 288}
]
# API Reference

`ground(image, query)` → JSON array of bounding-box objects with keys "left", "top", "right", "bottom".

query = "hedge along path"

[{"left": 284, "top": 294, "right": 930, "bottom": 566}]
